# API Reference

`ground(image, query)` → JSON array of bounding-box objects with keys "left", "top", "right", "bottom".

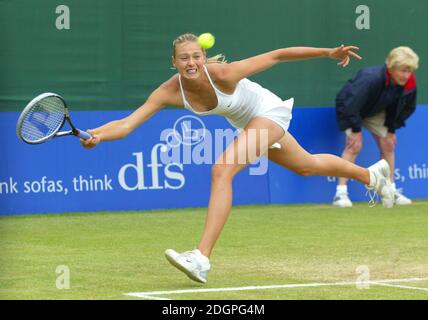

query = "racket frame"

[{"left": 16, "top": 92, "right": 87, "bottom": 144}]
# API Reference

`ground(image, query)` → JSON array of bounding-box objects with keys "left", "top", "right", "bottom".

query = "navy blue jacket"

[{"left": 336, "top": 65, "right": 417, "bottom": 133}]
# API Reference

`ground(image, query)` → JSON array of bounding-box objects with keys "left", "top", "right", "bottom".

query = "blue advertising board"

[
  {"left": 1, "top": 106, "right": 427, "bottom": 215},
  {"left": 268, "top": 106, "right": 428, "bottom": 204}
]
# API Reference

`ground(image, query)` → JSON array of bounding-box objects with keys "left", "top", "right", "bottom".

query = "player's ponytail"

[{"left": 206, "top": 54, "right": 227, "bottom": 64}]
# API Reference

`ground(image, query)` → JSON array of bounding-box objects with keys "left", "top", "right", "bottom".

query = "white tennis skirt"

[
  {"left": 258, "top": 97, "right": 294, "bottom": 134},
  {"left": 230, "top": 97, "right": 294, "bottom": 149}
]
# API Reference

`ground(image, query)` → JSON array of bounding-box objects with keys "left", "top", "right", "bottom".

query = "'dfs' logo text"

[{"left": 118, "top": 144, "right": 185, "bottom": 191}]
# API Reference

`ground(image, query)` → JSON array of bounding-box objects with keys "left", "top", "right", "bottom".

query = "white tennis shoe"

[
  {"left": 394, "top": 188, "right": 412, "bottom": 205},
  {"left": 332, "top": 191, "right": 353, "bottom": 208},
  {"left": 165, "top": 248, "right": 211, "bottom": 283},
  {"left": 366, "top": 159, "right": 394, "bottom": 208}
]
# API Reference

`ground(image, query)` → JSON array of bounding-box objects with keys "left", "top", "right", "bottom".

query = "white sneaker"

[
  {"left": 333, "top": 192, "right": 353, "bottom": 207},
  {"left": 366, "top": 159, "right": 394, "bottom": 208},
  {"left": 165, "top": 249, "right": 211, "bottom": 283},
  {"left": 394, "top": 188, "right": 412, "bottom": 205}
]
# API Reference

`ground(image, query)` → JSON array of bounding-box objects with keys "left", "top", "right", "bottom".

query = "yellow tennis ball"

[{"left": 198, "top": 33, "right": 215, "bottom": 49}]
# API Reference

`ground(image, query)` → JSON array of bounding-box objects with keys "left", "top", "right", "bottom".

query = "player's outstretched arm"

[
  {"left": 80, "top": 85, "right": 170, "bottom": 149},
  {"left": 220, "top": 45, "right": 362, "bottom": 82}
]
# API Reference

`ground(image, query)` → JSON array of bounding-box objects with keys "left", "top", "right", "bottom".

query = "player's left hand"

[{"left": 329, "top": 45, "right": 362, "bottom": 67}]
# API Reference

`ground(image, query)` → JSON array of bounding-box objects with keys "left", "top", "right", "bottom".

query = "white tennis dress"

[{"left": 178, "top": 65, "right": 294, "bottom": 137}]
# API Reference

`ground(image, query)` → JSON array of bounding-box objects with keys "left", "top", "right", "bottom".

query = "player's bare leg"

[
  {"left": 269, "top": 132, "right": 369, "bottom": 183},
  {"left": 268, "top": 132, "right": 394, "bottom": 207},
  {"left": 198, "top": 117, "right": 285, "bottom": 258},
  {"left": 165, "top": 117, "right": 285, "bottom": 283}
]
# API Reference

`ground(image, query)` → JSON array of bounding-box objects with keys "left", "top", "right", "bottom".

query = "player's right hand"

[{"left": 80, "top": 129, "right": 101, "bottom": 149}]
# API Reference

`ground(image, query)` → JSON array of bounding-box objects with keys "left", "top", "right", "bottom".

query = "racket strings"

[{"left": 21, "top": 97, "right": 65, "bottom": 142}]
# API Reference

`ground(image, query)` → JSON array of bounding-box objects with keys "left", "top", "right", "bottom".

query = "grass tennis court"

[{"left": 1, "top": 201, "right": 427, "bottom": 300}]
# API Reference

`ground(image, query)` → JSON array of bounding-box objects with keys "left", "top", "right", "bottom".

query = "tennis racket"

[{"left": 16, "top": 92, "right": 92, "bottom": 144}]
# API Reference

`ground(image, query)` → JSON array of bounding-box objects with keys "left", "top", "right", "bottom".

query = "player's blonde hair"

[
  {"left": 172, "top": 33, "right": 227, "bottom": 64},
  {"left": 386, "top": 46, "right": 419, "bottom": 70}
]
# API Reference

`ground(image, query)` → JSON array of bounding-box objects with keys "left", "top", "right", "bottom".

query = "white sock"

[
  {"left": 391, "top": 183, "right": 396, "bottom": 192},
  {"left": 336, "top": 185, "right": 348, "bottom": 194},
  {"left": 368, "top": 170, "right": 376, "bottom": 188},
  {"left": 193, "top": 249, "right": 209, "bottom": 261}
]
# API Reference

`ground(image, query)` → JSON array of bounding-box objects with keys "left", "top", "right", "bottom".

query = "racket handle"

[{"left": 74, "top": 129, "right": 92, "bottom": 140}]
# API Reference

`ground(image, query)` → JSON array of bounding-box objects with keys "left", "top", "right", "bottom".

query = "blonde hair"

[
  {"left": 172, "top": 33, "right": 227, "bottom": 64},
  {"left": 386, "top": 46, "right": 419, "bottom": 70}
]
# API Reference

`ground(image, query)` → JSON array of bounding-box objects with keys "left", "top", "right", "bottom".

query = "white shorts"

[
  {"left": 259, "top": 98, "right": 294, "bottom": 134},
  {"left": 259, "top": 98, "right": 294, "bottom": 149},
  {"left": 231, "top": 98, "right": 294, "bottom": 150},
  {"left": 345, "top": 111, "right": 388, "bottom": 138}
]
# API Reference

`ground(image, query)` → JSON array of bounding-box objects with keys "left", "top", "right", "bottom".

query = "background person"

[{"left": 333, "top": 46, "right": 419, "bottom": 208}]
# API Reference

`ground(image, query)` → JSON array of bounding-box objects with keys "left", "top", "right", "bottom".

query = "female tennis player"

[{"left": 81, "top": 33, "right": 394, "bottom": 283}]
